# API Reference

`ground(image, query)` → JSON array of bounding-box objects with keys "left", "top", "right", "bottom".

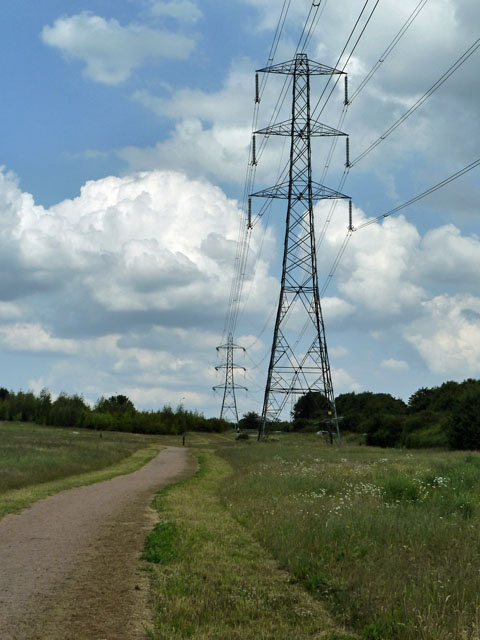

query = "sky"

[{"left": 0, "top": 0, "right": 479, "bottom": 418}]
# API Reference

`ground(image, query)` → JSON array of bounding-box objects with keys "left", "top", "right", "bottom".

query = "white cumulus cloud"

[
  {"left": 405, "top": 294, "right": 480, "bottom": 375},
  {"left": 0, "top": 168, "right": 278, "bottom": 410},
  {"left": 150, "top": 0, "right": 202, "bottom": 23},
  {"left": 381, "top": 358, "right": 409, "bottom": 371},
  {"left": 41, "top": 12, "right": 196, "bottom": 84},
  {"left": 0, "top": 323, "right": 79, "bottom": 354}
]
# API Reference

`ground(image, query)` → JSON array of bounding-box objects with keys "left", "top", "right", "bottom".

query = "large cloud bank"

[{"left": 0, "top": 169, "right": 276, "bottom": 407}]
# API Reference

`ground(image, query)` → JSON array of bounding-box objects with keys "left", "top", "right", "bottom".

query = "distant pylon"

[
  {"left": 213, "top": 333, "right": 247, "bottom": 424},
  {"left": 251, "top": 53, "right": 351, "bottom": 440}
]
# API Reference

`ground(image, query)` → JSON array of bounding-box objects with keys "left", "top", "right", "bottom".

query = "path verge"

[{"left": 145, "top": 448, "right": 351, "bottom": 639}]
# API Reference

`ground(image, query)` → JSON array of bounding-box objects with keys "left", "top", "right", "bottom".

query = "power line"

[
  {"left": 354, "top": 156, "right": 480, "bottom": 231},
  {"left": 226, "top": 2, "right": 298, "bottom": 341},
  {"left": 304, "top": 0, "right": 429, "bottom": 249},
  {"left": 301, "top": 0, "right": 329, "bottom": 53},
  {"left": 314, "top": 0, "right": 382, "bottom": 122},
  {"left": 316, "top": 155, "right": 480, "bottom": 300},
  {"left": 349, "top": 0, "right": 429, "bottom": 103},
  {"left": 312, "top": 9, "right": 478, "bottom": 282},
  {"left": 313, "top": 0, "right": 429, "bottom": 227},
  {"left": 310, "top": 0, "right": 373, "bottom": 119},
  {"left": 351, "top": 36, "right": 480, "bottom": 167}
]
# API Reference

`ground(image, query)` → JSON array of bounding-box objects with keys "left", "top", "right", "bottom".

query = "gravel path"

[{"left": 0, "top": 446, "right": 196, "bottom": 640}]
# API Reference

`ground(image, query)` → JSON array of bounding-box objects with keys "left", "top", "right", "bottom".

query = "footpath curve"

[{"left": 0, "top": 446, "right": 196, "bottom": 640}]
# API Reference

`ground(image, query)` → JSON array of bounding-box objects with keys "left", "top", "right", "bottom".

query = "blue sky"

[{"left": 1, "top": 0, "right": 479, "bottom": 417}]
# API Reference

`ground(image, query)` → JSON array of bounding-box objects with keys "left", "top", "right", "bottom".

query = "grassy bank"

[
  {"left": 0, "top": 421, "right": 162, "bottom": 518},
  {"left": 144, "top": 439, "right": 350, "bottom": 639},
  {"left": 218, "top": 435, "right": 480, "bottom": 639}
]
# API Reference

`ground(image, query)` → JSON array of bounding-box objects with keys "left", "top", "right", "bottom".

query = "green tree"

[
  {"left": 293, "top": 391, "right": 330, "bottom": 422},
  {"left": 336, "top": 391, "right": 406, "bottom": 434},
  {"left": 50, "top": 393, "right": 88, "bottom": 427},
  {"left": 238, "top": 411, "right": 261, "bottom": 431},
  {"left": 365, "top": 414, "right": 404, "bottom": 448},
  {"left": 36, "top": 388, "right": 52, "bottom": 424},
  {"left": 95, "top": 394, "right": 135, "bottom": 415},
  {"left": 448, "top": 389, "right": 480, "bottom": 450}
]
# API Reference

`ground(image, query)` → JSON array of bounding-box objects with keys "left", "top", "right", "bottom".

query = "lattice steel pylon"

[
  {"left": 251, "top": 53, "right": 351, "bottom": 440},
  {"left": 213, "top": 333, "right": 247, "bottom": 425}
]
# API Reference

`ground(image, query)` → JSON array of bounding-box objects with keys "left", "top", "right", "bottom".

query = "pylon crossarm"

[
  {"left": 250, "top": 181, "right": 348, "bottom": 201},
  {"left": 257, "top": 56, "right": 344, "bottom": 76},
  {"left": 256, "top": 119, "right": 347, "bottom": 137}
]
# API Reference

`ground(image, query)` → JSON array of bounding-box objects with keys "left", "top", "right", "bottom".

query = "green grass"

[
  {"left": 144, "top": 440, "right": 350, "bottom": 639},
  {"left": 0, "top": 421, "right": 163, "bottom": 518},
  {"left": 217, "top": 435, "right": 480, "bottom": 640},
  {"left": 143, "top": 522, "right": 179, "bottom": 564}
]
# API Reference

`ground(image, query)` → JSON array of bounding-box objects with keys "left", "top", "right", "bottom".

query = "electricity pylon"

[
  {"left": 251, "top": 53, "right": 351, "bottom": 440},
  {"left": 213, "top": 333, "right": 247, "bottom": 425}
]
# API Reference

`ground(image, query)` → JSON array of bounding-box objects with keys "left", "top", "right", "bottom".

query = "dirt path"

[{"left": 0, "top": 446, "right": 197, "bottom": 640}]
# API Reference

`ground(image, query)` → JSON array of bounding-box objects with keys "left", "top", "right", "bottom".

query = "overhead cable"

[
  {"left": 351, "top": 36, "right": 480, "bottom": 167},
  {"left": 313, "top": 0, "right": 382, "bottom": 120},
  {"left": 354, "top": 156, "right": 480, "bottom": 230},
  {"left": 310, "top": 0, "right": 373, "bottom": 119},
  {"left": 223, "top": 0, "right": 296, "bottom": 342},
  {"left": 349, "top": 0, "right": 429, "bottom": 103}
]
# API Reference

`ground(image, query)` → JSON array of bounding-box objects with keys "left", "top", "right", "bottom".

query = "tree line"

[
  {"left": 0, "top": 388, "right": 229, "bottom": 435},
  {"left": 237, "top": 378, "right": 480, "bottom": 450},
  {"left": 3, "top": 378, "right": 480, "bottom": 448}
]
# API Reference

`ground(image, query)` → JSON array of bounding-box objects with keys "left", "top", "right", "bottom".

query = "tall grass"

[
  {"left": 219, "top": 436, "right": 480, "bottom": 639},
  {"left": 0, "top": 421, "right": 159, "bottom": 495}
]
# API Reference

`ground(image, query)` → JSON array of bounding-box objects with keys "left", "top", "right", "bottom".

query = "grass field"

[
  {"left": 0, "top": 421, "right": 162, "bottom": 518},
  {"left": 219, "top": 435, "right": 480, "bottom": 639},
  {"left": 145, "top": 432, "right": 480, "bottom": 639}
]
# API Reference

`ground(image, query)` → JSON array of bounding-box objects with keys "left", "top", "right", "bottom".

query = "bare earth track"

[{"left": 0, "top": 446, "right": 196, "bottom": 640}]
